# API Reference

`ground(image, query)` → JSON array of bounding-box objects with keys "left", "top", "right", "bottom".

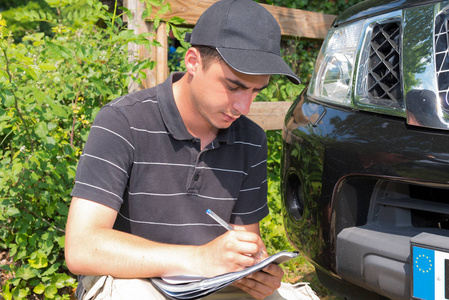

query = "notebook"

[{"left": 151, "top": 251, "right": 299, "bottom": 300}]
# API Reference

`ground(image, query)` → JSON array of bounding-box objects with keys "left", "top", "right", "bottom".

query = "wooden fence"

[{"left": 123, "top": 0, "right": 335, "bottom": 130}]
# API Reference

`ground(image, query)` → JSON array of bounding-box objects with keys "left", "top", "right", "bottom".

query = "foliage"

[
  {"left": 0, "top": 0, "right": 180, "bottom": 298},
  {"left": 0, "top": 1, "right": 55, "bottom": 42}
]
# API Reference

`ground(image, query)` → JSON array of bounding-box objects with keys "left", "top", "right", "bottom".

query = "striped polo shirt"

[{"left": 71, "top": 72, "right": 269, "bottom": 246}]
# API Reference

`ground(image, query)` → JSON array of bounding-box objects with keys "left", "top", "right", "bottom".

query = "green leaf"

[
  {"left": 12, "top": 285, "right": 30, "bottom": 299},
  {"left": 39, "top": 63, "right": 57, "bottom": 71},
  {"left": 52, "top": 272, "right": 73, "bottom": 288},
  {"left": 169, "top": 24, "right": 181, "bottom": 40},
  {"left": 28, "top": 251, "right": 48, "bottom": 269},
  {"left": 168, "top": 16, "right": 185, "bottom": 25},
  {"left": 75, "top": 44, "right": 86, "bottom": 60},
  {"left": 44, "top": 285, "right": 58, "bottom": 298},
  {"left": 15, "top": 266, "right": 37, "bottom": 281},
  {"left": 33, "top": 284, "right": 45, "bottom": 294},
  {"left": 90, "top": 107, "right": 101, "bottom": 121},
  {"left": 35, "top": 122, "right": 48, "bottom": 138},
  {"left": 157, "top": 4, "right": 170, "bottom": 15},
  {"left": 119, "top": 6, "right": 133, "bottom": 21},
  {"left": 6, "top": 206, "right": 20, "bottom": 217},
  {"left": 45, "top": 98, "right": 69, "bottom": 118},
  {"left": 33, "top": 87, "right": 46, "bottom": 104},
  {"left": 147, "top": 0, "right": 163, "bottom": 7},
  {"left": 153, "top": 17, "right": 160, "bottom": 29},
  {"left": 2, "top": 90, "right": 15, "bottom": 107},
  {"left": 47, "top": 122, "right": 57, "bottom": 131},
  {"left": 45, "top": 0, "right": 71, "bottom": 7},
  {"left": 91, "top": 77, "right": 113, "bottom": 95},
  {"left": 41, "top": 262, "right": 60, "bottom": 277},
  {"left": 46, "top": 136, "right": 56, "bottom": 149},
  {"left": 2, "top": 283, "right": 12, "bottom": 300},
  {"left": 45, "top": 41, "right": 72, "bottom": 59},
  {"left": 142, "top": 8, "right": 151, "bottom": 20},
  {"left": 57, "top": 235, "right": 65, "bottom": 248}
]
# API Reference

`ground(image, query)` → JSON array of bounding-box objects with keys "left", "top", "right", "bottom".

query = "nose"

[{"left": 232, "top": 90, "right": 255, "bottom": 116}]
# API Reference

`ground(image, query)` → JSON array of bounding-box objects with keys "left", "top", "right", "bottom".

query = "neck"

[{"left": 172, "top": 74, "right": 218, "bottom": 149}]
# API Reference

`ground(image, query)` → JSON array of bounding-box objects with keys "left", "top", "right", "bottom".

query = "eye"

[{"left": 226, "top": 84, "right": 239, "bottom": 91}]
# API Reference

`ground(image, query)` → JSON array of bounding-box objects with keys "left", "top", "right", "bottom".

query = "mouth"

[{"left": 223, "top": 113, "right": 239, "bottom": 122}]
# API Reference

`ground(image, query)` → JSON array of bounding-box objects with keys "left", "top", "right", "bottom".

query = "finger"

[
  {"left": 262, "top": 263, "right": 284, "bottom": 278},
  {"left": 230, "top": 230, "right": 265, "bottom": 248},
  {"left": 248, "top": 269, "right": 282, "bottom": 290},
  {"left": 233, "top": 278, "right": 272, "bottom": 300},
  {"left": 260, "top": 245, "right": 269, "bottom": 259},
  {"left": 226, "top": 231, "right": 264, "bottom": 259},
  {"left": 235, "top": 253, "right": 259, "bottom": 268}
]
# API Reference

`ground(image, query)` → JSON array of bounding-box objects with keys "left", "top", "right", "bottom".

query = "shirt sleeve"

[
  {"left": 71, "top": 105, "right": 135, "bottom": 211},
  {"left": 230, "top": 133, "right": 269, "bottom": 225}
]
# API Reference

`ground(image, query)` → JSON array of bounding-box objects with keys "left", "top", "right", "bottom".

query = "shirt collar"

[{"left": 157, "top": 72, "right": 235, "bottom": 144}]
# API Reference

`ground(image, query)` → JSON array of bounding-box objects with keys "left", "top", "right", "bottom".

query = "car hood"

[{"left": 335, "top": 0, "right": 442, "bottom": 26}]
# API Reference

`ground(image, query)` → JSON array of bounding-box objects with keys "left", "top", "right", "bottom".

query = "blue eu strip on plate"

[{"left": 412, "top": 245, "right": 449, "bottom": 300}]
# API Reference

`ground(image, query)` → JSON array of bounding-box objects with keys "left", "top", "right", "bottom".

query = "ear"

[{"left": 184, "top": 47, "right": 202, "bottom": 76}]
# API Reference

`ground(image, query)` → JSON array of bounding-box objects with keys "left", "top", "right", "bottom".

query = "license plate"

[{"left": 412, "top": 245, "right": 449, "bottom": 300}]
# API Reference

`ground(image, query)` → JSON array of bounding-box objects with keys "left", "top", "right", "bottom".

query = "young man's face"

[{"left": 189, "top": 56, "right": 270, "bottom": 130}]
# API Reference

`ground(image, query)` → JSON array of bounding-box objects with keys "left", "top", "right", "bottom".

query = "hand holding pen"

[
  {"left": 206, "top": 209, "right": 264, "bottom": 264},
  {"left": 205, "top": 209, "right": 283, "bottom": 298}
]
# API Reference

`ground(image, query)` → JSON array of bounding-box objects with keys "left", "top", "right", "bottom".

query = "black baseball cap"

[{"left": 184, "top": 0, "right": 301, "bottom": 85}]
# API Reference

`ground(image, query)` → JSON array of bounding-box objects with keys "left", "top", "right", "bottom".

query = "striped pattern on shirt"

[{"left": 71, "top": 73, "right": 269, "bottom": 246}]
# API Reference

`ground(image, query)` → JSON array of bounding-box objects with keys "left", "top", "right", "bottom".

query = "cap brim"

[{"left": 217, "top": 48, "right": 301, "bottom": 85}]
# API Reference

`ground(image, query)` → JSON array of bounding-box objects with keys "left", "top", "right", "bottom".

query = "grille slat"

[
  {"left": 377, "top": 197, "right": 449, "bottom": 215},
  {"left": 434, "top": 13, "right": 449, "bottom": 111},
  {"left": 367, "top": 22, "right": 402, "bottom": 106}
]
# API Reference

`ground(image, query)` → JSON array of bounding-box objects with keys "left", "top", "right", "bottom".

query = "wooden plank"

[
  {"left": 150, "top": 0, "right": 335, "bottom": 40},
  {"left": 247, "top": 101, "right": 292, "bottom": 131}
]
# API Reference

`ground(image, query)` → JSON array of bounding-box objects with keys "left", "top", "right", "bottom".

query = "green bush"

[{"left": 0, "top": 0, "right": 179, "bottom": 298}]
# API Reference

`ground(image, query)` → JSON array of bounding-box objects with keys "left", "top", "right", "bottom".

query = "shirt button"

[{"left": 194, "top": 174, "right": 200, "bottom": 181}]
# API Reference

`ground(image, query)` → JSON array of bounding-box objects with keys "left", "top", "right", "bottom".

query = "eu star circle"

[{"left": 415, "top": 254, "right": 433, "bottom": 273}]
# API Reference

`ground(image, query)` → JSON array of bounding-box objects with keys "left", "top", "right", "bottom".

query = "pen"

[{"left": 206, "top": 209, "right": 234, "bottom": 231}]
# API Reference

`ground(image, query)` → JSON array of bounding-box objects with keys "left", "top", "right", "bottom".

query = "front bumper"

[{"left": 281, "top": 91, "right": 449, "bottom": 299}]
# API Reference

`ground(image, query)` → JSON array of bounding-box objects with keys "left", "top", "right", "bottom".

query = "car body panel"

[{"left": 281, "top": 1, "right": 449, "bottom": 298}]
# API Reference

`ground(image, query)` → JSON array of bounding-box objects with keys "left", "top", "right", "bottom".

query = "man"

[{"left": 65, "top": 0, "right": 301, "bottom": 299}]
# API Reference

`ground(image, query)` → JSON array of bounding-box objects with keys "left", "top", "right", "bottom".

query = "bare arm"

[{"left": 64, "top": 197, "right": 266, "bottom": 279}]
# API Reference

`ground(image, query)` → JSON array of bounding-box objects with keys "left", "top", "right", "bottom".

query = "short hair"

[{"left": 193, "top": 45, "right": 223, "bottom": 70}]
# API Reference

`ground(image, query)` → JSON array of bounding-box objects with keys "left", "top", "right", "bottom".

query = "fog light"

[{"left": 286, "top": 174, "right": 304, "bottom": 222}]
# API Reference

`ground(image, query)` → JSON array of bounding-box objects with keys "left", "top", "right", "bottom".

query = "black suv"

[{"left": 281, "top": 0, "right": 449, "bottom": 299}]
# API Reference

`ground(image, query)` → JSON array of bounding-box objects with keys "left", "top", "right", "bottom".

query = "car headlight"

[{"left": 308, "top": 21, "right": 364, "bottom": 106}]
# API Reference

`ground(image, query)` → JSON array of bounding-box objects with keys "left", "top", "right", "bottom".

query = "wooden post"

[
  {"left": 124, "top": 0, "right": 168, "bottom": 92},
  {"left": 155, "top": 22, "right": 168, "bottom": 85}
]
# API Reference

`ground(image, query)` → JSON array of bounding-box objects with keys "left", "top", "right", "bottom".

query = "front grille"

[
  {"left": 376, "top": 183, "right": 449, "bottom": 230},
  {"left": 367, "top": 22, "right": 402, "bottom": 107},
  {"left": 434, "top": 13, "right": 449, "bottom": 111}
]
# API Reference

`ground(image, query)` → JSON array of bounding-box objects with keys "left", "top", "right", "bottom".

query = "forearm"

[
  {"left": 65, "top": 197, "right": 202, "bottom": 278},
  {"left": 65, "top": 197, "right": 266, "bottom": 279},
  {"left": 65, "top": 226, "right": 200, "bottom": 278}
]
